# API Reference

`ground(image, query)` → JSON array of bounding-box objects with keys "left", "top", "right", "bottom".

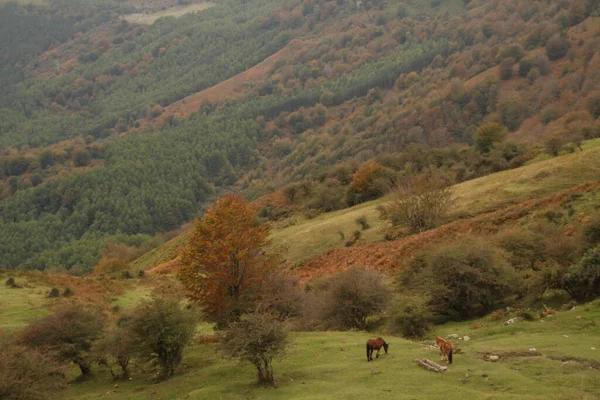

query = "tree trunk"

[
  {"left": 256, "top": 362, "right": 266, "bottom": 383},
  {"left": 262, "top": 358, "right": 274, "bottom": 385}
]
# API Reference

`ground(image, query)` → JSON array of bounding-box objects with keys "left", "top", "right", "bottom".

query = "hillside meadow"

[
  {"left": 135, "top": 139, "right": 600, "bottom": 270},
  {"left": 62, "top": 299, "right": 600, "bottom": 400}
]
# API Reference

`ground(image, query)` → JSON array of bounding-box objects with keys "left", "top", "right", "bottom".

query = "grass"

[
  {"left": 269, "top": 200, "right": 389, "bottom": 265},
  {"left": 122, "top": 2, "right": 215, "bottom": 24},
  {"left": 110, "top": 284, "right": 151, "bottom": 309},
  {"left": 132, "top": 139, "right": 600, "bottom": 268},
  {"left": 62, "top": 299, "right": 600, "bottom": 400},
  {"left": 0, "top": 271, "right": 51, "bottom": 331},
  {"left": 271, "top": 141, "right": 600, "bottom": 265}
]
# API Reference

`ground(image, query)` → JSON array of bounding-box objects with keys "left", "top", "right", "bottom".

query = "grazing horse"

[
  {"left": 366, "top": 337, "right": 389, "bottom": 361},
  {"left": 435, "top": 336, "right": 455, "bottom": 364}
]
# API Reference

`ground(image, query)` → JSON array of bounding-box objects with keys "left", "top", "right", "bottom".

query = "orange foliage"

[
  {"left": 93, "top": 257, "right": 127, "bottom": 276},
  {"left": 178, "top": 195, "right": 277, "bottom": 316},
  {"left": 350, "top": 162, "right": 385, "bottom": 194}
]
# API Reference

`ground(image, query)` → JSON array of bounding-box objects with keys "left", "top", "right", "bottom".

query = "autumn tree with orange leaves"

[{"left": 178, "top": 195, "right": 277, "bottom": 323}]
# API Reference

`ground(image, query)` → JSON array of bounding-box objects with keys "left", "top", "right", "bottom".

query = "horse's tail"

[{"left": 448, "top": 350, "right": 453, "bottom": 364}]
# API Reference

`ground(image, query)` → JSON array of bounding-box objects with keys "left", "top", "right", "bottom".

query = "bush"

[
  {"left": 356, "top": 216, "right": 371, "bottom": 230},
  {"left": 516, "top": 310, "right": 535, "bottom": 321},
  {"left": 47, "top": 288, "right": 60, "bottom": 298},
  {"left": 564, "top": 245, "right": 600, "bottom": 300},
  {"left": 388, "top": 300, "right": 430, "bottom": 339},
  {"left": 474, "top": 123, "right": 506, "bottom": 153},
  {"left": 546, "top": 34, "right": 570, "bottom": 60},
  {"left": 584, "top": 215, "right": 600, "bottom": 247},
  {"left": 5, "top": 277, "right": 17, "bottom": 288},
  {"left": 544, "top": 137, "right": 563, "bottom": 156},
  {"left": 19, "top": 303, "right": 105, "bottom": 375},
  {"left": 380, "top": 168, "right": 454, "bottom": 233},
  {"left": 496, "top": 229, "right": 547, "bottom": 270},
  {"left": 324, "top": 268, "right": 390, "bottom": 330},
  {"left": 94, "top": 314, "right": 135, "bottom": 380},
  {"left": 220, "top": 310, "right": 289, "bottom": 385},
  {"left": 0, "top": 334, "right": 66, "bottom": 400},
  {"left": 540, "top": 104, "right": 561, "bottom": 125},
  {"left": 401, "top": 240, "right": 519, "bottom": 318},
  {"left": 62, "top": 288, "right": 73, "bottom": 297},
  {"left": 257, "top": 271, "right": 305, "bottom": 321},
  {"left": 128, "top": 297, "right": 196, "bottom": 380}
]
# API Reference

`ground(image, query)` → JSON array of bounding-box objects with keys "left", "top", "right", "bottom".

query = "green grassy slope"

[
  {"left": 64, "top": 299, "right": 600, "bottom": 400},
  {"left": 0, "top": 271, "right": 50, "bottom": 330},
  {"left": 132, "top": 139, "right": 600, "bottom": 269}
]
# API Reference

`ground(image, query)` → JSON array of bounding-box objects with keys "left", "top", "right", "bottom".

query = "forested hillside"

[{"left": 1, "top": 0, "right": 599, "bottom": 272}]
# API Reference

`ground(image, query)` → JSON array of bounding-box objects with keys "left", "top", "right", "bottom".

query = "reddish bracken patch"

[{"left": 293, "top": 182, "right": 600, "bottom": 283}]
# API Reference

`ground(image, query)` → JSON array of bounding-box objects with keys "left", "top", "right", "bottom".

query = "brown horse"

[
  {"left": 435, "top": 336, "right": 454, "bottom": 364},
  {"left": 366, "top": 337, "right": 389, "bottom": 361}
]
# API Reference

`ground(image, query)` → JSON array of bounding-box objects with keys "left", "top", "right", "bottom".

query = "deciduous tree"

[{"left": 179, "top": 195, "right": 277, "bottom": 320}]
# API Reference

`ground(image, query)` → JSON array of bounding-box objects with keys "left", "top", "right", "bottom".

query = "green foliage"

[
  {"left": 94, "top": 314, "right": 136, "bottom": 380},
  {"left": 496, "top": 229, "right": 547, "bottom": 270},
  {"left": 473, "top": 123, "right": 506, "bottom": 153},
  {"left": 323, "top": 268, "right": 389, "bottom": 330},
  {"left": 128, "top": 297, "right": 196, "bottom": 380},
  {"left": 388, "top": 300, "right": 430, "bottom": 339},
  {"left": 544, "top": 137, "right": 563, "bottom": 156},
  {"left": 564, "top": 245, "right": 600, "bottom": 300},
  {"left": 18, "top": 302, "right": 105, "bottom": 375},
  {"left": 401, "top": 239, "right": 519, "bottom": 318},
  {"left": 584, "top": 215, "right": 600, "bottom": 247},
  {"left": 219, "top": 310, "right": 289, "bottom": 385},
  {"left": 546, "top": 34, "right": 571, "bottom": 60},
  {"left": 498, "top": 57, "right": 515, "bottom": 80}
]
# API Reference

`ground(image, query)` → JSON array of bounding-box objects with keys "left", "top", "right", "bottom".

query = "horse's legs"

[{"left": 376, "top": 348, "right": 380, "bottom": 358}]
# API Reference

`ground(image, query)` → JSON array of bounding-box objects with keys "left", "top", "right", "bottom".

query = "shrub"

[
  {"left": 324, "top": 268, "right": 390, "bottom": 330},
  {"left": 546, "top": 34, "right": 570, "bottom": 60},
  {"left": 220, "top": 310, "right": 289, "bottom": 385},
  {"left": 473, "top": 123, "right": 506, "bottom": 153},
  {"left": 128, "top": 297, "right": 196, "bottom": 380},
  {"left": 516, "top": 310, "right": 535, "bottom": 321},
  {"left": 564, "top": 245, "right": 600, "bottom": 300},
  {"left": 544, "top": 137, "right": 563, "bottom": 156},
  {"left": 388, "top": 300, "right": 430, "bottom": 339},
  {"left": 402, "top": 240, "right": 519, "bottom": 318},
  {"left": 0, "top": 334, "right": 66, "bottom": 400},
  {"left": 584, "top": 215, "right": 600, "bottom": 247},
  {"left": 586, "top": 92, "right": 600, "bottom": 119},
  {"left": 356, "top": 216, "right": 371, "bottom": 230},
  {"left": 62, "top": 288, "right": 73, "bottom": 297},
  {"left": 5, "top": 277, "right": 17, "bottom": 288},
  {"left": 19, "top": 303, "right": 105, "bottom": 375},
  {"left": 94, "top": 314, "right": 135, "bottom": 380},
  {"left": 72, "top": 150, "right": 91, "bottom": 167},
  {"left": 48, "top": 288, "right": 60, "bottom": 298},
  {"left": 496, "top": 229, "right": 547, "bottom": 270},
  {"left": 380, "top": 168, "right": 454, "bottom": 233},
  {"left": 257, "top": 271, "right": 305, "bottom": 321},
  {"left": 540, "top": 104, "right": 561, "bottom": 125},
  {"left": 350, "top": 162, "right": 395, "bottom": 203}
]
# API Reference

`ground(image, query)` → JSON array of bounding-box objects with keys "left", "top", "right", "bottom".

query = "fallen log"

[{"left": 414, "top": 359, "right": 448, "bottom": 372}]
